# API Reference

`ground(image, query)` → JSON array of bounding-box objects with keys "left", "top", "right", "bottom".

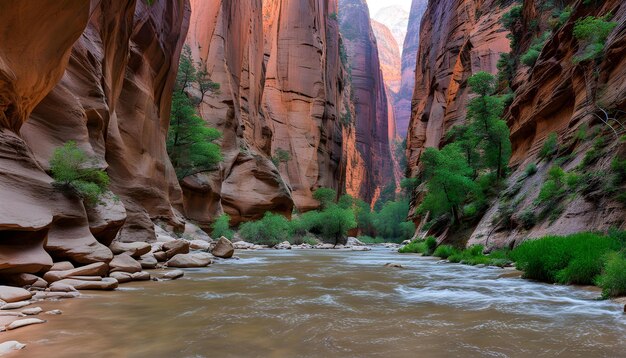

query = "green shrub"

[
  {"left": 433, "top": 245, "right": 460, "bottom": 259},
  {"left": 374, "top": 199, "right": 415, "bottom": 241},
  {"left": 536, "top": 166, "right": 566, "bottom": 205},
  {"left": 211, "top": 214, "right": 234, "bottom": 239},
  {"left": 424, "top": 236, "right": 438, "bottom": 256},
  {"left": 398, "top": 240, "right": 428, "bottom": 254},
  {"left": 581, "top": 137, "right": 605, "bottom": 167},
  {"left": 318, "top": 205, "right": 357, "bottom": 244},
  {"left": 518, "top": 209, "right": 536, "bottom": 229},
  {"left": 313, "top": 187, "right": 337, "bottom": 209},
  {"left": 521, "top": 31, "right": 551, "bottom": 67},
  {"left": 573, "top": 15, "right": 618, "bottom": 63},
  {"left": 539, "top": 132, "right": 558, "bottom": 159},
  {"left": 610, "top": 157, "right": 626, "bottom": 184},
  {"left": 358, "top": 236, "right": 385, "bottom": 244},
  {"left": 239, "top": 212, "right": 291, "bottom": 246},
  {"left": 510, "top": 232, "right": 622, "bottom": 284},
  {"left": 501, "top": 5, "right": 523, "bottom": 31},
  {"left": 271, "top": 148, "right": 291, "bottom": 166},
  {"left": 596, "top": 252, "right": 626, "bottom": 298},
  {"left": 50, "top": 141, "right": 110, "bottom": 206},
  {"left": 525, "top": 163, "right": 538, "bottom": 176}
]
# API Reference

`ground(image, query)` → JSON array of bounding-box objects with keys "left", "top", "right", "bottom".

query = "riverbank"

[{"left": 1, "top": 247, "right": 625, "bottom": 357}]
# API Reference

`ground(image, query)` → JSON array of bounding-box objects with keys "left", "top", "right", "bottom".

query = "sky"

[{"left": 365, "top": 0, "right": 412, "bottom": 16}]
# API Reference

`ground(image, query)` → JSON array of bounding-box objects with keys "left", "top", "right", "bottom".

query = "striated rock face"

[
  {"left": 406, "top": 0, "right": 511, "bottom": 179},
  {"left": 184, "top": 0, "right": 353, "bottom": 222},
  {"left": 371, "top": 20, "right": 402, "bottom": 94},
  {"left": 371, "top": 6, "right": 410, "bottom": 53},
  {"left": 340, "top": 0, "right": 396, "bottom": 203},
  {"left": 0, "top": 0, "right": 189, "bottom": 273},
  {"left": 407, "top": 0, "right": 626, "bottom": 248},
  {"left": 396, "top": 0, "right": 428, "bottom": 138}
]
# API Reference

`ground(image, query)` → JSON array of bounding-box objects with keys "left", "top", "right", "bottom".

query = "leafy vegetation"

[
  {"left": 521, "top": 31, "right": 551, "bottom": 67},
  {"left": 573, "top": 14, "right": 617, "bottom": 63},
  {"left": 398, "top": 237, "right": 437, "bottom": 255},
  {"left": 596, "top": 252, "right": 626, "bottom": 298},
  {"left": 313, "top": 187, "right": 337, "bottom": 209},
  {"left": 167, "top": 45, "right": 222, "bottom": 179},
  {"left": 539, "top": 132, "right": 559, "bottom": 159},
  {"left": 510, "top": 232, "right": 623, "bottom": 286},
  {"left": 211, "top": 214, "right": 234, "bottom": 240},
  {"left": 239, "top": 212, "right": 292, "bottom": 246},
  {"left": 271, "top": 148, "right": 291, "bottom": 167},
  {"left": 50, "top": 141, "right": 110, "bottom": 206}
]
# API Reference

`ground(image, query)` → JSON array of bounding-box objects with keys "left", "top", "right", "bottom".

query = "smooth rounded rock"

[
  {"left": 166, "top": 253, "right": 213, "bottom": 268},
  {"left": 161, "top": 270, "right": 184, "bottom": 280},
  {"left": 109, "top": 241, "right": 151, "bottom": 258},
  {"left": 45, "top": 310, "right": 62, "bottom": 315},
  {"left": 189, "top": 239, "right": 211, "bottom": 251},
  {"left": 109, "top": 254, "right": 142, "bottom": 273},
  {"left": 48, "top": 282, "right": 78, "bottom": 293},
  {"left": 162, "top": 239, "right": 190, "bottom": 259},
  {"left": 109, "top": 272, "right": 132, "bottom": 283},
  {"left": 43, "top": 262, "right": 109, "bottom": 283},
  {"left": 21, "top": 307, "right": 42, "bottom": 315},
  {"left": 6, "top": 318, "right": 46, "bottom": 330},
  {"left": 130, "top": 271, "right": 151, "bottom": 281},
  {"left": 153, "top": 251, "right": 168, "bottom": 262},
  {"left": 49, "top": 261, "right": 74, "bottom": 272},
  {"left": 212, "top": 237, "right": 234, "bottom": 258},
  {"left": 0, "top": 286, "right": 32, "bottom": 303},
  {"left": 138, "top": 253, "right": 158, "bottom": 269},
  {"left": 53, "top": 278, "right": 118, "bottom": 291},
  {"left": 0, "top": 341, "right": 26, "bottom": 355},
  {"left": 274, "top": 241, "right": 291, "bottom": 250},
  {"left": 0, "top": 301, "right": 31, "bottom": 310}
]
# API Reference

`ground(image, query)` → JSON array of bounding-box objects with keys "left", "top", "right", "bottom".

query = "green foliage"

[
  {"left": 400, "top": 177, "right": 419, "bottom": 195},
  {"left": 418, "top": 144, "right": 479, "bottom": 222},
  {"left": 329, "top": 12, "right": 338, "bottom": 20},
  {"left": 433, "top": 245, "right": 461, "bottom": 259},
  {"left": 573, "top": 15, "right": 617, "bottom": 63},
  {"left": 511, "top": 232, "right": 622, "bottom": 284},
  {"left": 318, "top": 205, "right": 357, "bottom": 244},
  {"left": 168, "top": 46, "right": 222, "bottom": 179},
  {"left": 525, "top": 163, "right": 538, "bottom": 176},
  {"left": 519, "top": 209, "right": 536, "bottom": 229},
  {"left": 398, "top": 237, "right": 436, "bottom": 255},
  {"left": 501, "top": 5, "right": 523, "bottom": 31},
  {"left": 536, "top": 166, "right": 566, "bottom": 205},
  {"left": 211, "top": 214, "right": 234, "bottom": 239},
  {"left": 271, "top": 148, "right": 291, "bottom": 166},
  {"left": 497, "top": 52, "right": 515, "bottom": 89},
  {"left": 50, "top": 141, "right": 110, "bottom": 205},
  {"left": 313, "top": 187, "right": 337, "bottom": 209},
  {"left": 373, "top": 182, "right": 397, "bottom": 211},
  {"left": 373, "top": 200, "right": 415, "bottom": 242},
  {"left": 539, "top": 132, "right": 558, "bottom": 159},
  {"left": 597, "top": 252, "right": 626, "bottom": 298},
  {"left": 553, "top": 6, "right": 572, "bottom": 28},
  {"left": 581, "top": 137, "right": 605, "bottom": 167},
  {"left": 521, "top": 31, "right": 551, "bottom": 67},
  {"left": 239, "top": 212, "right": 291, "bottom": 246},
  {"left": 445, "top": 245, "right": 511, "bottom": 267},
  {"left": 357, "top": 235, "right": 385, "bottom": 244}
]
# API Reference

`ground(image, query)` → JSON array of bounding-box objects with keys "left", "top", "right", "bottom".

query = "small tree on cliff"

[
  {"left": 50, "top": 141, "right": 110, "bottom": 206},
  {"left": 167, "top": 46, "right": 223, "bottom": 179}
]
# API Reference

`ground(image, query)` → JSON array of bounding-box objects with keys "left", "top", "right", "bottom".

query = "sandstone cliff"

[
  {"left": 371, "top": 20, "right": 402, "bottom": 95},
  {"left": 0, "top": 0, "right": 189, "bottom": 274},
  {"left": 339, "top": 0, "right": 397, "bottom": 203},
  {"left": 396, "top": 0, "right": 428, "bottom": 138},
  {"left": 184, "top": 0, "right": 368, "bottom": 222},
  {"left": 407, "top": 0, "right": 626, "bottom": 248}
]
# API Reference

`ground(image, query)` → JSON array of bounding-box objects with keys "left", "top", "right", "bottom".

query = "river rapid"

[{"left": 6, "top": 248, "right": 626, "bottom": 357}]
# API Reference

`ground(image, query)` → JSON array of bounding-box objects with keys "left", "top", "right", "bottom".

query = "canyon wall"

[
  {"left": 407, "top": 0, "right": 626, "bottom": 248},
  {"left": 0, "top": 0, "right": 189, "bottom": 274},
  {"left": 339, "top": 0, "right": 396, "bottom": 203},
  {"left": 396, "top": 0, "right": 428, "bottom": 138},
  {"left": 184, "top": 0, "right": 377, "bottom": 222}
]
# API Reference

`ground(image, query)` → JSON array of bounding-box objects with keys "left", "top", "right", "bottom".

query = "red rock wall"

[
  {"left": 407, "top": 0, "right": 626, "bottom": 247},
  {"left": 339, "top": 0, "right": 396, "bottom": 203},
  {"left": 185, "top": 0, "right": 353, "bottom": 222},
  {"left": 0, "top": 0, "right": 189, "bottom": 273}
]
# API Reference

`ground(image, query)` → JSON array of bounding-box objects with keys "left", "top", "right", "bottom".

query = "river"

[{"left": 6, "top": 248, "right": 626, "bottom": 357}]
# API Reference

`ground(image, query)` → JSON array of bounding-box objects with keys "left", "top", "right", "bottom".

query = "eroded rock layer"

[{"left": 0, "top": 0, "right": 189, "bottom": 274}]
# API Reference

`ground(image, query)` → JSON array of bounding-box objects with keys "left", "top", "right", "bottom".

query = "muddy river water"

[{"left": 6, "top": 248, "right": 626, "bottom": 357}]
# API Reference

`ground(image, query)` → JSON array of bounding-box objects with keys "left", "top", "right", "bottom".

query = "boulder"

[
  {"left": 188, "top": 240, "right": 211, "bottom": 251},
  {"left": 166, "top": 253, "right": 213, "bottom": 268},
  {"left": 346, "top": 237, "right": 365, "bottom": 247},
  {"left": 108, "top": 254, "right": 142, "bottom": 273},
  {"left": 85, "top": 193, "right": 127, "bottom": 246},
  {"left": 5, "top": 318, "right": 46, "bottom": 331},
  {"left": 162, "top": 239, "right": 190, "bottom": 259},
  {"left": 43, "top": 262, "right": 109, "bottom": 283},
  {"left": 0, "top": 301, "right": 31, "bottom": 310},
  {"left": 31, "top": 277, "right": 48, "bottom": 289},
  {"left": 0, "top": 286, "right": 32, "bottom": 303},
  {"left": 0, "top": 341, "right": 26, "bottom": 354},
  {"left": 32, "top": 291, "right": 79, "bottom": 300},
  {"left": 48, "top": 282, "right": 78, "bottom": 293},
  {"left": 49, "top": 261, "right": 74, "bottom": 271},
  {"left": 212, "top": 237, "right": 234, "bottom": 258},
  {"left": 53, "top": 278, "right": 118, "bottom": 291},
  {"left": 154, "top": 225, "right": 178, "bottom": 243},
  {"left": 131, "top": 271, "right": 151, "bottom": 281},
  {"left": 109, "top": 272, "right": 132, "bottom": 283},
  {"left": 274, "top": 241, "right": 291, "bottom": 250},
  {"left": 161, "top": 270, "right": 184, "bottom": 280},
  {"left": 153, "top": 251, "right": 168, "bottom": 262},
  {"left": 109, "top": 241, "right": 151, "bottom": 258},
  {"left": 138, "top": 253, "right": 158, "bottom": 269},
  {"left": 21, "top": 307, "right": 42, "bottom": 316}
]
